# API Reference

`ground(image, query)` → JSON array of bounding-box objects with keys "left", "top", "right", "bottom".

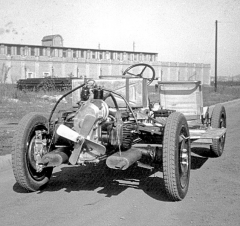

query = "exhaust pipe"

[
  {"left": 41, "top": 147, "right": 71, "bottom": 167},
  {"left": 106, "top": 148, "right": 142, "bottom": 170}
]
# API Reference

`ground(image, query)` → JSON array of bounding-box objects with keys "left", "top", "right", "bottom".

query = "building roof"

[
  {"left": 0, "top": 42, "right": 158, "bottom": 55},
  {"left": 41, "top": 34, "right": 63, "bottom": 42}
]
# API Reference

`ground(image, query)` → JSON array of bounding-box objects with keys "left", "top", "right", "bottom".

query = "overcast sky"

[{"left": 0, "top": 0, "right": 240, "bottom": 77}]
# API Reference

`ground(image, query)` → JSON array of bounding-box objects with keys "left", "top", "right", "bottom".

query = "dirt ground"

[
  {"left": 0, "top": 99, "right": 240, "bottom": 225},
  {"left": 0, "top": 121, "right": 15, "bottom": 155},
  {"left": 0, "top": 96, "right": 72, "bottom": 156}
]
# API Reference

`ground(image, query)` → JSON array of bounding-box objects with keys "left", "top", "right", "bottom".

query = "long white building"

[{"left": 0, "top": 35, "right": 211, "bottom": 84}]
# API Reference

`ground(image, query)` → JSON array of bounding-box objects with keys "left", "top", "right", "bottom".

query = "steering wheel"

[{"left": 122, "top": 63, "right": 155, "bottom": 85}]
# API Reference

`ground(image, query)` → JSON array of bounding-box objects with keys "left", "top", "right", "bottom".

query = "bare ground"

[
  {"left": 0, "top": 98, "right": 239, "bottom": 225},
  {"left": 0, "top": 97, "right": 72, "bottom": 156}
]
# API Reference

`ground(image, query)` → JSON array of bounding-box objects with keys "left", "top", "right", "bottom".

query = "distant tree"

[
  {"left": 0, "top": 63, "right": 12, "bottom": 83},
  {"left": 10, "top": 74, "right": 18, "bottom": 84},
  {"left": 68, "top": 72, "right": 74, "bottom": 78}
]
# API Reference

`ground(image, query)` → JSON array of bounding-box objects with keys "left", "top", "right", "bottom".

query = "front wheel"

[
  {"left": 12, "top": 112, "right": 53, "bottom": 192},
  {"left": 162, "top": 112, "right": 191, "bottom": 201}
]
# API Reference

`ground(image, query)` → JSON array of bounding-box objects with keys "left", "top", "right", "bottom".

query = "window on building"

[
  {"left": 63, "top": 49, "right": 67, "bottom": 58},
  {"left": 39, "top": 48, "right": 43, "bottom": 56},
  {"left": 35, "top": 48, "right": 39, "bottom": 56},
  {"left": 151, "top": 55, "right": 155, "bottom": 61},
  {"left": 7, "top": 46, "right": 11, "bottom": 55},
  {"left": 106, "top": 51, "right": 110, "bottom": 60},
  {"left": 23, "top": 47, "right": 28, "bottom": 56},
  {"left": 123, "top": 52, "right": 126, "bottom": 61},
  {"left": 99, "top": 51, "right": 103, "bottom": 60},
  {"left": 81, "top": 50, "right": 85, "bottom": 58},
  {"left": 30, "top": 47, "right": 35, "bottom": 56},
  {"left": 117, "top": 53, "right": 121, "bottom": 61},
  {"left": 77, "top": 50, "right": 81, "bottom": 58},
  {"left": 67, "top": 49, "right": 72, "bottom": 58},
  {"left": 10, "top": 46, "right": 16, "bottom": 55},
  {"left": 47, "top": 48, "right": 51, "bottom": 57},
  {"left": 149, "top": 55, "right": 152, "bottom": 61},
  {"left": 73, "top": 50, "right": 77, "bottom": 58},
  {"left": 54, "top": 49, "right": 59, "bottom": 57},
  {"left": 17, "top": 46, "right": 21, "bottom": 55},
  {"left": 58, "top": 49, "right": 62, "bottom": 57},
  {"left": 91, "top": 51, "right": 95, "bottom": 59},
  {"left": 0, "top": 45, "right": 5, "bottom": 54},
  {"left": 87, "top": 50, "right": 90, "bottom": 59},
  {"left": 134, "top": 54, "right": 138, "bottom": 61},
  {"left": 144, "top": 54, "right": 148, "bottom": 61},
  {"left": 110, "top": 52, "right": 114, "bottom": 60},
  {"left": 50, "top": 48, "right": 53, "bottom": 57},
  {"left": 24, "top": 47, "right": 28, "bottom": 56}
]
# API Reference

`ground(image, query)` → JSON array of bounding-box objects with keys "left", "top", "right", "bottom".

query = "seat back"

[
  {"left": 72, "top": 77, "right": 148, "bottom": 108},
  {"left": 158, "top": 81, "right": 203, "bottom": 120}
]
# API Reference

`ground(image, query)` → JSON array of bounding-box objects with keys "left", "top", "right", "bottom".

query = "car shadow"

[
  {"left": 12, "top": 147, "right": 210, "bottom": 201},
  {"left": 191, "top": 146, "right": 212, "bottom": 170},
  {"left": 191, "top": 155, "right": 208, "bottom": 170},
  {"left": 12, "top": 163, "right": 172, "bottom": 201},
  {"left": 191, "top": 146, "right": 217, "bottom": 158}
]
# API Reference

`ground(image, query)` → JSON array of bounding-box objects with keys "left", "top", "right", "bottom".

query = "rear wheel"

[
  {"left": 210, "top": 104, "right": 226, "bottom": 157},
  {"left": 162, "top": 112, "right": 191, "bottom": 201},
  {"left": 12, "top": 112, "right": 53, "bottom": 192}
]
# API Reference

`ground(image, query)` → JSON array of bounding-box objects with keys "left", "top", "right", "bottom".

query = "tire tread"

[
  {"left": 162, "top": 112, "right": 190, "bottom": 201},
  {"left": 12, "top": 112, "right": 51, "bottom": 191}
]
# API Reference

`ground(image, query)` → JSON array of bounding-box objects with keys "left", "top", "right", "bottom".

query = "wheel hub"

[
  {"left": 181, "top": 148, "right": 189, "bottom": 170},
  {"left": 179, "top": 135, "right": 190, "bottom": 188},
  {"left": 28, "top": 130, "right": 47, "bottom": 172}
]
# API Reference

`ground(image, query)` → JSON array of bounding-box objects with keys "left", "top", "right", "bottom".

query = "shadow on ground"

[
  {"left": 191, "top": 146, "right": 217, "bottom": 158},
  {"left": 13, "top": 149, "right": 209, "bottom": 201}
]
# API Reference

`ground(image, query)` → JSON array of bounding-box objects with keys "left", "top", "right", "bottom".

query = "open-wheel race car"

[{"left": 12, "top": 63, "right": 227, "bottom": 201}]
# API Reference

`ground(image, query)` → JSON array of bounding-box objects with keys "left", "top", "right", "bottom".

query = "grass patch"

[
  {"left": 0, "top": 84, "right": 72, "bottom": 121},
  {"left": 148, "top": 84, "right": 240, "bottom": 107},
  {"left": 1, "top": 83, "right": 240, "bottom": 121},
  {"left": 203, "top": 85, "right": 240, "bottom": 106}
]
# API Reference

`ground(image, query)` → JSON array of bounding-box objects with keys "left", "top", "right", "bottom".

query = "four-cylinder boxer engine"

[{"left": 51, "top": 84, "right": 139, "bottom": 169}]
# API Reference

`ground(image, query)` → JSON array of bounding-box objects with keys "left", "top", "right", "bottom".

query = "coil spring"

[{"left": 122, "top": 123, "right": 135, "bottom": 149}]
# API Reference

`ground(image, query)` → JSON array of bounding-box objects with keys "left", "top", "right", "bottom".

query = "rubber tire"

[
  {"left": 12, "top": 112, "right": 53, "bottom": 192},
  {"left": 210, "top": 104, "right": 226, "bottom": 157},
  {"left": 162, "top": 112, "right": 191, "bottom": 201}
]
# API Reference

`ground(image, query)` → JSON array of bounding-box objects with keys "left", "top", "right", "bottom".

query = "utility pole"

[
  {"left": 133, "top": 41, "right": 135, "bottom": 52},
  {"left": 215, "top": 20, "right": 218, "bottom": 92}
]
